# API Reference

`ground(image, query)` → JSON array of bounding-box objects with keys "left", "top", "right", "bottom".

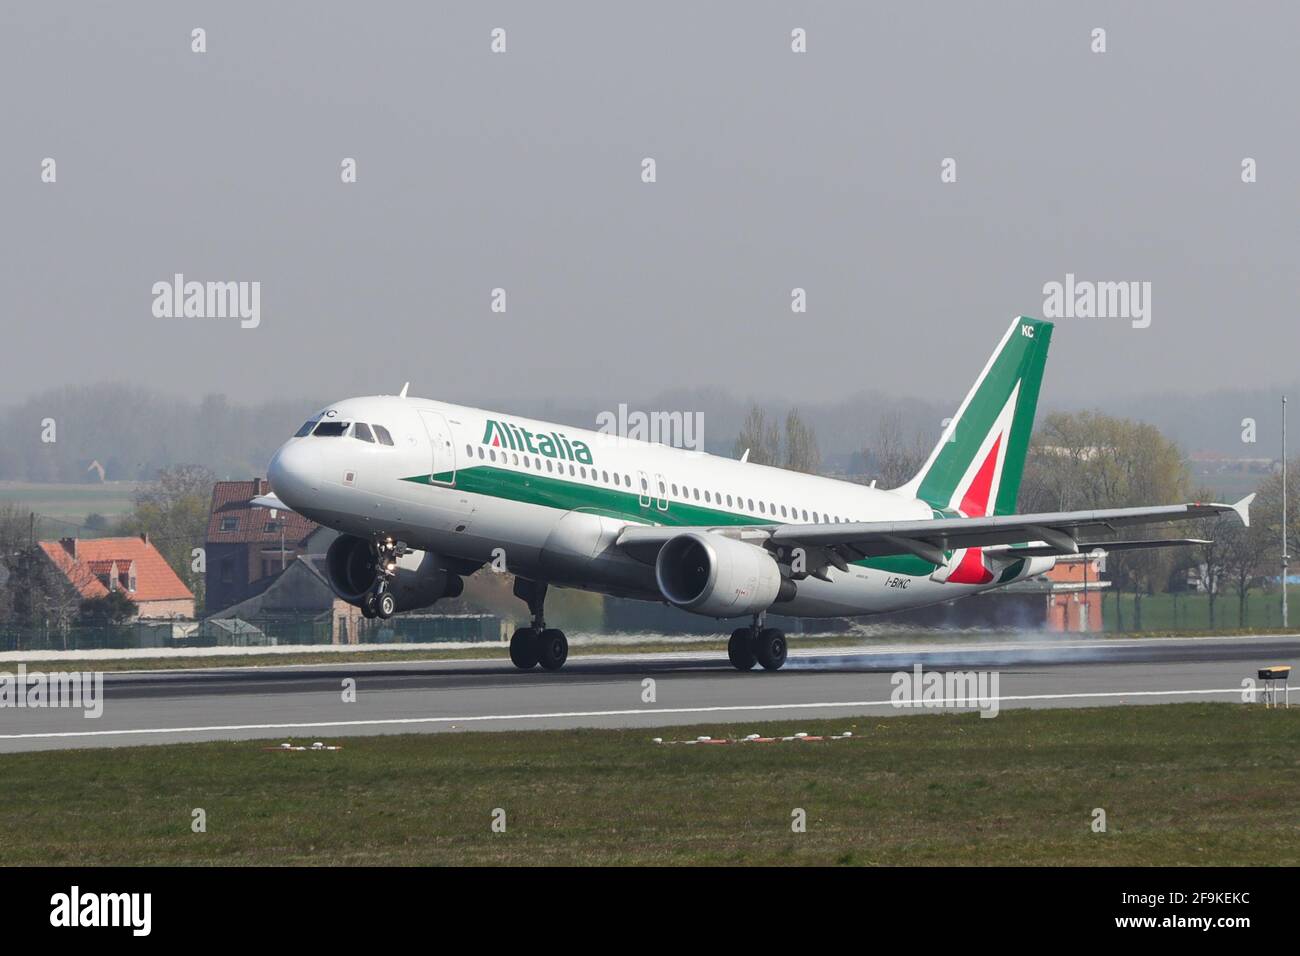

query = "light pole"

[{"left": 1283, "top": 396, "right": 1289, "bottom": 629}]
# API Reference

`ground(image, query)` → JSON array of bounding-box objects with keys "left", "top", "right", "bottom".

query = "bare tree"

[
  {"left": 867, "top": 409, "right": 929, "bottom": 488},
  {"left": 733, "top": 405, "right": 782, "bottom": 466},
  {"left": 782, "top": 408, "right": 821, "bottom": 474}
]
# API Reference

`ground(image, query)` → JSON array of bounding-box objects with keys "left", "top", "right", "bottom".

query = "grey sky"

[{"left": 2, "top": 1, "right": 1297, "bottom": 411}]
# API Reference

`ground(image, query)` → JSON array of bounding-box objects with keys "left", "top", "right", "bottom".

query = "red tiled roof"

[
  {"left": 206, "top": 478, "right": 317, "bottom": 545},
  {"left": 39, "top": 537, "right": 193, "bottom": 603}
]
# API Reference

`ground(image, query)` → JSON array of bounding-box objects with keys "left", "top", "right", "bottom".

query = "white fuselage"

[{"left": 267, "top": 395, "right": 1044, "bottom": 619}]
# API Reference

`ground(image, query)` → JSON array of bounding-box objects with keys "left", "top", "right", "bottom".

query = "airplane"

[{"left": 261, "top": 315, "right": 1252, "bottom": 673}]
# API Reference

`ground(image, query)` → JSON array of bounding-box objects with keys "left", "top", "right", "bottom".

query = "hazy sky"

[{"left": 2, "top": 1, "right": 1297, "bottom": 411}]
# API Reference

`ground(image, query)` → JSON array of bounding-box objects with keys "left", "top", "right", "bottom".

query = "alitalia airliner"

[{"left": 261, "top": 316, "right": 1251, "bottom": 672}]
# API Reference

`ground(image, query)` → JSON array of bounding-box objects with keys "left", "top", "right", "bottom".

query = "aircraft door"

[
  {"left": 418, "top": 410, "right": 456, "bottom": 486},
  {"left": 654, "top": 473, "right": 669, "bottom": 512}
]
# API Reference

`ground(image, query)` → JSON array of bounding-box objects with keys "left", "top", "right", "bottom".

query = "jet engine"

[
  {"left": 325, "top": 534, "right": 464, "bottom": 612},
  {"left": 654, "top": 531, "right": 793, "bottom": 618}
]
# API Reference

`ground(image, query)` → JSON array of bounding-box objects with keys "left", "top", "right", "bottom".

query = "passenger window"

[
  {"left": 477, "top": 447, "right": 485, "bottom": 459},
  {"left": 726, "top": 495, "right": 733, "bottom": 507},
  {"left": 466, "top": 444, "right": 473, "bottom": 457},
  {"left": 781, "top": 505, "right": 787, "bottom": 517},
  {"left": 312, "top": 421, "right": 349, "bottom": 437},
  {"left": 759, "top": 502, "right": 766, "bottom": 514},
  {"left": 354, "top": 423, "right": 375, "bottom": 443},
  {"left": 374, "top": 425, "right": 394, "bottom": 446}
]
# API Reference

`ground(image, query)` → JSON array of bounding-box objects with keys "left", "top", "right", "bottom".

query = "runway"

[{"left": 0, "top": 634, "right": 1295, "bottom": 752}]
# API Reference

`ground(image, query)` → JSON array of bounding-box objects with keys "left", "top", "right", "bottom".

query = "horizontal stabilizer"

[{"left": 250, "top": 493, "right": 286, "bottom": 510}]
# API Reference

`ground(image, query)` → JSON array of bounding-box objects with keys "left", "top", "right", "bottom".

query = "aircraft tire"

[
  {"left": 536, "top": 628, "right": 568, "bottom": 671},
  {"left": 510, "top": 627, "right": 541, "bottom": 669},
  {"left": 754, "top": 628, "right": 787, "bottom": 671},
  {"left": 728, "top": 627, "right": 757, "bottom": 670}
]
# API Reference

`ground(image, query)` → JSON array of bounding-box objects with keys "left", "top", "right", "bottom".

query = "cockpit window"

[
  {"left": 373, "top": 425, "right": 394, "bottom": 446},
  {"left": 354, "top": 423, "right": 375, "bottom": 443},
  {"left": 293, "top": 417, "right": 320, "bottom": 437},
  {"left": 313, "top": 421, "right": 350, "bottom": 437}
]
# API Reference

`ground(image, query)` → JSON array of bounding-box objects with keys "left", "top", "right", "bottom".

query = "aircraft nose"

[{"left": 267, "top": 439, "right": 320, "bottom": 507}]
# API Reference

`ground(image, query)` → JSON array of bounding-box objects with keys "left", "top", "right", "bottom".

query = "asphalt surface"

[{"left": 0, "top": 634, "right": 1296, "bottom": 752}]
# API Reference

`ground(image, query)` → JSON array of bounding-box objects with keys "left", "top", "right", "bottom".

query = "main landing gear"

[
  {"left": 727, "top": 612, "right": 788, "bottom": 672},
  {"left": 509, "top": 579, "right": 568, "bottom": 672}
]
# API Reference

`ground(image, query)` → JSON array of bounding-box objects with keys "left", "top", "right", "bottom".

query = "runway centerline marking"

[{"left": 0, "top": 687, "right": 1252, "bottom": 740}]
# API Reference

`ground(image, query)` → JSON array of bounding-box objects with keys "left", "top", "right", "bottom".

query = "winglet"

[
  {"left": 1232, "top": 493, "right": 1255, "bottom": 528},
  {"left": 399, "top": 382, "right": 410, "bottom": 398}
]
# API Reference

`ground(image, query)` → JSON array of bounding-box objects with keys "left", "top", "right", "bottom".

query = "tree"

[
  {"left": 865, "top": 409, "right": 929, "bottom": 488},
  {"left": 118, "top": 464, "right": 215, "bottom": 609},
  {"left": 733, "top": 405, "right": 782, "bottom": 466},
  {"left": 79, "top": 590, "right": 136, "bottom": 626},
  {"left": 1019, "top": 411, "right": 1189, "bottom": 630},
  {"left": 1216, "top": 518, "right": 1271, "bottom": 626},
  {"left": 782, "top": 409, "right": 821, "bottom": 474}
]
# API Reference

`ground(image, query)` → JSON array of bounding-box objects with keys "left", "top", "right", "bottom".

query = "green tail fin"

[{"left": 897, "top": 316, "right": 1053, "bottom": 517}]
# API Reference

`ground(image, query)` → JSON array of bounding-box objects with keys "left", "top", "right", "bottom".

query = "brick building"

[{"left": 204, "top": 478, "right": 330, "bottom": 613}]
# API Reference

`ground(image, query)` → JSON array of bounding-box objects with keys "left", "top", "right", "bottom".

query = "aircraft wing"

[{"left": 616, "top": 495, "right": 1253, "bottom": 567}]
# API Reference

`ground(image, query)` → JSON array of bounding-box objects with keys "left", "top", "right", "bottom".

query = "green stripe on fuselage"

[{"left": 402, "top": 465, "right": 939, "bottom": 576}]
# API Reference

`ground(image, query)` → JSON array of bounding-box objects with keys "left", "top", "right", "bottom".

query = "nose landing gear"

[{"left": 359, "top": 537, "right": 408, "bottom": 620}]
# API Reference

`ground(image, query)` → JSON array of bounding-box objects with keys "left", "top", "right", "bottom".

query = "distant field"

[
  {"left": 0, "top": 703, "right": 1294, "bottom": 866},
  {"left": 0, "top": 481, "right": 142, "bottom": 535}
]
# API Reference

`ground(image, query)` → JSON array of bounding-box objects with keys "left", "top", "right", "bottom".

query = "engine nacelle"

[
  {"left": 655, "top": 531, "right": 789, "bottom": 618},
  {"left": 325, "top": 534, "right": 464, "bottom": 612}
]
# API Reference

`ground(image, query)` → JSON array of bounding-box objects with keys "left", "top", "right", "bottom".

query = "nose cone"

[{"left": 267, "top": 440, "right": 321, "bottom": 509}]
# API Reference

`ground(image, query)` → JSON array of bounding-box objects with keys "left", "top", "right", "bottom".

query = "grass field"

[
  {"left": 1103, "top": 587, "right": 1298, "bottom": 632},
  {"left": 0, "top": 481, "right": 142, "bottom": 536},
  {"left": 1, "top": 703, "right": 1295, "bottom": 865}
]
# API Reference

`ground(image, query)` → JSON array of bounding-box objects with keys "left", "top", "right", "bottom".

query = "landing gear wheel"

[
  {"left": 360, "top": 595, "right": 378, "bottom": 619},
  {"left": 376, "top": 591, "right": 397, "bottom": 619},
  {"left": 728, "top": 627, "right": 757, "bottom": 670},
  {"left": 510, "top": 627, "right": 541, "bottom": 669},
  {"left": 754, "top": 628, "right": 787, "bottom": 671},
  {"left": 536, "top": 629, "right": 568, "bottom": 671}
]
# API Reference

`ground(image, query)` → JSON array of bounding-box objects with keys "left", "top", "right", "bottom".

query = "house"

[
  {"left": 38, "top": 534, "right": 195, "bottom": 620},
  {"left": 204, "top": 478, "right": 334, "bottom": 613},
  {"left": 207, "top": 554, "right": 364, "bottom": 644}
]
